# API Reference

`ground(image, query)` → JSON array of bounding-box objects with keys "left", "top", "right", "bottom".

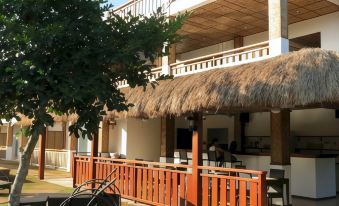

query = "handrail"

[
  {"left": 91, "top": 156, "right": 192, "bottom": 169},
  {"left": 170, "top": 41, "right": 269, "bottom": 67},
  {"left": 198, "top": 165, "right": 267, "bottom": 175},
  {"left": 113, "top": 0, "right": 137, "bottom": 12}
]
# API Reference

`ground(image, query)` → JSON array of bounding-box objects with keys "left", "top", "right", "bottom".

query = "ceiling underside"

[{"left": 176, "top": 0, "right": 339, "bottom": 54}]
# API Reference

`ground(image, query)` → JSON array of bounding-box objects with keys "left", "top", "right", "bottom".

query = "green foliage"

[{"left": 0, "top": 0, "right": 186, "bottom": 139}]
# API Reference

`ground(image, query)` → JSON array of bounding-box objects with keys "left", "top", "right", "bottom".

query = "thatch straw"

[{"left": 116, "top": 48, "right": 339, "bottom": 119}]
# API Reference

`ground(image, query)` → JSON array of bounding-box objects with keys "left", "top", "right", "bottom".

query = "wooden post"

[
  {"left": 258, "top": 172, "right": 267, "bottom": 206},
  {"left": 190, "top": 113, "right": 203, "bottom": 206},
  {"left": 234, "top": 36, "right": 244, "bottom": 49},
  {"left": 270, "top": 109, "right": 290, "bottom": 165},
  {"left": 160, "top": 116, "right": 175, "bottom": 158},
  {"left": 38, "top": 128, "right": 47, "bottom": 180},
  {"left": 6, "top": 125, "right": 13, "bottom": 147},
  {"left": 101, "top": 119, "right": 110, "bottom": 153},
  {"left": 89, "top": 133, "right": 99, "bottom": 185}
]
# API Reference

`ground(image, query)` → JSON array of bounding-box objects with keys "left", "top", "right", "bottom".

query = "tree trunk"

[{"left": 8, "top": 133, "right": 40, "bottom": 206}]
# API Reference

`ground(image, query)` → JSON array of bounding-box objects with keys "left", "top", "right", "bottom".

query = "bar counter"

[{"left": 234, "top": 152, "right": 337, "bottom": 199}]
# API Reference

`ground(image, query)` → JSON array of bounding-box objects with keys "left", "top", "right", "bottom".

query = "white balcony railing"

[
  {"left": 114, "top": 0, "right": 172, "bottom": 18},
  {"left": 117, "top": 66, "right": 163, "bottom": 88},
  {"left": 117, "top": 41, "right": 270, "bottom": 88},
  {"left": 171, "top": 41, "right": 269, "bottom": 77}
]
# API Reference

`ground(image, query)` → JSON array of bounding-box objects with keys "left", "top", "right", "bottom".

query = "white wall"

[
  {"left": 126, "top": 118, "right": 161, "bottom": 161},
  {"left": 109, "top": 119, "right": 127, "bottom": 155},
  {"left": 245, "top": 112, "right": 270, "bottom": 136},
  {"left": 244, "top": 109, "right": 339, "bottom": 137},
  {"left": 291, "top": 109, "right": 339, "bottom": 136},
  {"left": 109, "top": 118, "right": 161, "bottom": 161}
]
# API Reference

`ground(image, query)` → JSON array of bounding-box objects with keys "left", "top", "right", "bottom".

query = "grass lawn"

[{"left": 0, "top": 160, "right": 74, "bottom": 205}]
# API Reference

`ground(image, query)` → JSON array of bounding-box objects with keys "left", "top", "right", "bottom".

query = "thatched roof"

[{"left": 116, "top": 48, "right": 339, "bottom": 119}]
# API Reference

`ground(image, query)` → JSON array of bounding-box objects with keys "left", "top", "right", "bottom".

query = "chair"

[
  {"left": 0, "top": 170, "right": 12, "bottom": 194},
  {"left": 235, "top": 165, "right": 252, "bottom": 178},
  {"left": 60, "top": 168, "right": 120, "bottom": 206},
  {"left": 224, "top": 151, "right": 242, "bottom": 168},
  {"left": 207, "top": 151, "right": 217, "bottom": 167},
  {"left": 267, "top": 169, "right": 287, "bottom": 206},
  {"left": 179, "top": 150, "right": 188, "bottom": 164},
  {"left": 119, "top": 154, "right": 126, "bottom": 159}
]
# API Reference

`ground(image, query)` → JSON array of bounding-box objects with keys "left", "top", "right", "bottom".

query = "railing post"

[
  {"left": 89, "top": 133, "right": 99, "bottom": 188},
  {"left": 72, "top": 155, "right": 77, "bottom": 188},
  {"left": 258, "top": 172, "right": 267, "bottom": 206}
]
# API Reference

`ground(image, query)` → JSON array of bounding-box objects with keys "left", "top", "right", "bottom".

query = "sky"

[{"left": 106, "top": 0, "right": 128, "bottom": 8}]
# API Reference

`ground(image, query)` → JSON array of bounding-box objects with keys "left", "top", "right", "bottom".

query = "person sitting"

[{"left": 209, "top": 138, "right": 225, "bottom": 167}]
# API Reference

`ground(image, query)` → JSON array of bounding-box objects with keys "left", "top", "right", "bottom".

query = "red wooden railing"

[
  {"left": 73, "top": 155, "right": 267, "bottom": 206},
  {"left": 199, "top": 166, "right": 267, "bottom": 206}
]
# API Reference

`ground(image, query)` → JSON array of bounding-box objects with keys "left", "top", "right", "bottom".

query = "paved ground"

[{"left": 0, "top": 160, "right": 73, "bottom": 205}]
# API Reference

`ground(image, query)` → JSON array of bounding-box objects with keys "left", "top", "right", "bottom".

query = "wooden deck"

[{"left": 72, "top": 155, "right": 267, "bottom": 206}]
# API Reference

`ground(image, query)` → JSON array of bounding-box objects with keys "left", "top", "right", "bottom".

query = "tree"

[{"left": 0, "top": 0, "right": 186, "bottom": 205}]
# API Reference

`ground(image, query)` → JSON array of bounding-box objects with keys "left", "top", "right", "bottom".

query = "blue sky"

[{"left": 106, "top": 0, "right": 128, "bottom": 7}]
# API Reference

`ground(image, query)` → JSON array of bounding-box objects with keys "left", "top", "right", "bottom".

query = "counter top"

[{"left": 234, "top": 152, "right": 338, "bottom": 158}]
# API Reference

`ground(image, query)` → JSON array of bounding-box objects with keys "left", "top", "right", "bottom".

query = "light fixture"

[
  {"left": 271, "top": 109, "right": 281, "bottom": 114},
  {"left": 185, "top": 115, "right": 197, "bottom": 131},
  {"left": 107, "top": 118, "right": 117, "bottom": 126}
]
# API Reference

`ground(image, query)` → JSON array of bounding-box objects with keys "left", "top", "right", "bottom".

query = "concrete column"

[
  {"left": 270, "top": 109, "right": 291, "bottom": 205},
  {"left": 269, "top": 0, "right": 289, "bottom": 56},
  {"left": 5, "top": 125, "right": 14, "bottom": 160},
  {"left": 160, "top": 117, "right": 175, "bottom": 158}
]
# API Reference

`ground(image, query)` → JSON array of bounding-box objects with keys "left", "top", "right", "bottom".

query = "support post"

[
  {"left": 234, "top": 114, "right": 247, "bottom": 152},
  {"left": 100, "top": 119, "right": 110, "bottom": 153},
  {"left": 270, "top": 109, "right": 290, "bottom": 165},
  {"left": 162, "top": 44, "right": 176, "bottom": 75},
  {"left": 190, "top": 113, "right": 203, "bottom": 206},
  {"left": 6, "top": 125, "right": 14, "bottom": 160},
  {"left": 160, "top": 116, "right": 175, "bottom": 158},
  {"left": 270, "top": 109, "right": 291, "bottom": 205},
  {"left": 268, "top": 0, "right": 289, "bottom": 56},
  {"left": 89, "top": 133, "right": 99, "bottom": 186},
  {"left": 233, "top": 37, "right": 245, "bottom": 152},
  {"left": 38, "top": 128, "right": 47, "bottom": 180}
]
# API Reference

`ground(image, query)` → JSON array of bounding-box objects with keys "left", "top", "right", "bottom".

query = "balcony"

[
  {"left": 113, "top": 0, "right": 212, "bottom": 18},
  {"left": 117, "top": 41, "right": 270, "bottom": 88}
]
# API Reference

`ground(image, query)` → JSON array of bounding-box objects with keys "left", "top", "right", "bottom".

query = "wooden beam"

[
  {"left": 38, "top": 128, "right": 47, "bottom": 180},
  {"left": 101, "top": 119, "right": 109, "bottom": 153},
  {"left": 70, "top": 134, "right": 78, "bottom": 151},
  {"left": 190, "top": 113, "right": 203, "bottom": 206},
  {"left": 6, "top": 125, "right": 13, "bottom": 147},
  {"left": 270, "top": 109, "right": 290, "bottom": 165},
  {"left": 160, "top": 117, "right": 175, "bottom": 157},
  {"left": 169, "top": 44, "right": 176, "bottom": 64},
  {"left": 234, "top": 36, "right": 244, "bottom": 49}
]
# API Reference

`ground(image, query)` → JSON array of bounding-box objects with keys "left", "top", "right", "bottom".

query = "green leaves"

[{"left": 0, "top": 0, "right": 186, "bottom": 139}]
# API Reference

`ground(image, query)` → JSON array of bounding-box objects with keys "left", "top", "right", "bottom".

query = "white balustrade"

[
  {"left": 114, "top": 0, "right": 172, "bottom": 18},
  {"left": 117, "top": 42, "right": 270, "bottom": 88},
  {"left": 170, "top": 41, "right": 270, "bottom": 77}
]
